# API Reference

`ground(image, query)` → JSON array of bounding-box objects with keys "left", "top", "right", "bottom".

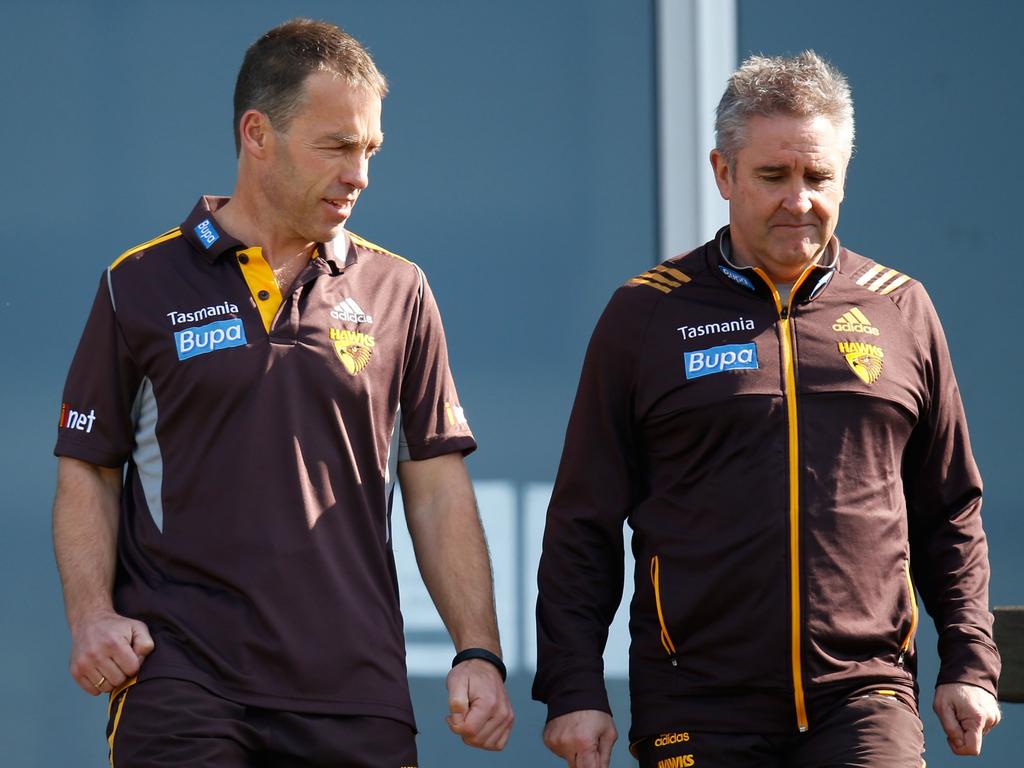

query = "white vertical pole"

[{"left": 656, "top": 0, "right": 736, "bottom": 261}]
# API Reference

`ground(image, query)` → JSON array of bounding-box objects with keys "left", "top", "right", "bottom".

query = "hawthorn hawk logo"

[
  {"left": 329, "top": 328, "right": 375, "bottom": 375},
  {"left": 837, "top": 341, "right": 884, "bottom": 385}
]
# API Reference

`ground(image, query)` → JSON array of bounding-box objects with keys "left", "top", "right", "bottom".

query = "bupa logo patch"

[
  {"left": 684, "top": 342, "right": 758, "bottom": 379},
  {"left": 175, "top": 318, "right": 247, "bottom": 360},
  {"left": 194, "top": 218, "right": 220, "bottom": 248},
  {"left": 718, "top": 264, "right": 755, "bottom": 291}
]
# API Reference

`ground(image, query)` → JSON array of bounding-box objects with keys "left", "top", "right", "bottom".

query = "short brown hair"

[
  {"left": 715, "top": 50, "right": 854, "bottom": 169},
  {"left": 233, "top": 18, "right": 388, "bottom": 154}
]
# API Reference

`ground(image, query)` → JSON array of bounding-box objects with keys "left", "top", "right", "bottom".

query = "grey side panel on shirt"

[
  {"left": 384, "top": 409, "right": 411, "bottom": 543},
  {"left": 130, "top": 377, "right": 165, "bottom": 532},
  {"left": 106, "top": 268, "right": 116, "bottom": 311}
]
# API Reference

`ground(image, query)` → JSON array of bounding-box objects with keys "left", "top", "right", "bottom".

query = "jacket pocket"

[
  {"left": 897, "top": 558, "right": 918, "bottom": 666},
  {"left": 650, "top": 555, "right": 678, "bottom": 665}
]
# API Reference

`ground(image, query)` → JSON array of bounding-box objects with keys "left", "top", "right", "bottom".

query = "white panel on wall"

[
  {"left": 656, "top": 0, "right": 736, "bottom": 258},
  {"left": 393, "top": 480, "right": 518, "bottom": 675}
]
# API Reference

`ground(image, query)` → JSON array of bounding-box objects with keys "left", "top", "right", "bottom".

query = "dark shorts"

[
  {"left": 106, "top": 678, "right": 418, "bottom": 768},
  {"left": 634, "top": 691, "right": 925, "bottom": 768}
]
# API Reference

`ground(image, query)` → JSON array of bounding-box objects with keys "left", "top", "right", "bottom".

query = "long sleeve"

[
  {"left": 533, "top": 287, "right": 652, "bottom": 718},
  {"left": 901, "top": 284, "right": 1000, "bottom": 695}
]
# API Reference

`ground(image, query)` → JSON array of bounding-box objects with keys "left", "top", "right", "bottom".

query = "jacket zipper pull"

[
  {"left": 896, "top": 650, "right": 906, "bottom": 667},
  {"left": 780, "top": 306, "right": 790, "bottom": 320},
  {"left": 670, "top": 655, "right": 678, "bottom": 668}
]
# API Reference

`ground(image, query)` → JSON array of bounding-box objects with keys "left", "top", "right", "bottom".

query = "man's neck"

[
  {"left": 215, "top": 192, "right": 320, "bottom": 269},
  {"left": 722, "top": 234, "right": 829, "bottom": 286}
]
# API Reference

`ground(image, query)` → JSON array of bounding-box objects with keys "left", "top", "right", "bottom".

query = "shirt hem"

[{"left": 137, "top": 662, "right": 417, "bottom": 728}]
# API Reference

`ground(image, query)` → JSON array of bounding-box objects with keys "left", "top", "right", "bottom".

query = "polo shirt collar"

[
  {"left": 180, "top": 195, "right": 356, "bottom": 273},
  {"left": 181, "top": 196, "right": 243, "bottom": 262}
]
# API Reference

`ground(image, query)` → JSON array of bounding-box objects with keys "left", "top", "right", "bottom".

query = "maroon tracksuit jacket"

[{"left": 533, "top": 228, "right": 999, "bottom": 742}]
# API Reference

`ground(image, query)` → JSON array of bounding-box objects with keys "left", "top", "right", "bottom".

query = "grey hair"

[{"left": 714, "top": 50, "right": 854, "bottom": 169}]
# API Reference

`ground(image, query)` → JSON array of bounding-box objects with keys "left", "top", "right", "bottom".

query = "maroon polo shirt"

[{"left": 55, "top": 196, "right": 475, "bottom": 725}]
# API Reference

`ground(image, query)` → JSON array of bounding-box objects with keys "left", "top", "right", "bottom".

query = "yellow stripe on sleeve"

[
  {"left": 639, "top": 271, "right": 682, "bottom": 288},
  {"left": 868, "top": 269, "right": 900, "bottom": 293},
  {"left": 109, "top": 228, "right": 183, "bottom": 270},
  {"left": 653, "top": 264, "right": 691, "bottom": 283},
  {"left": 347, "top": 231, "right": 411, "bottom": 264},
  {"left": 856, "top": 264, "right": 885, "bottom": 286},
  {"left": 628, "top": 277, "right": 672, "bottom": 294},
  {"left": 878, "top": 274, "right": 912, "bottom": 295}
]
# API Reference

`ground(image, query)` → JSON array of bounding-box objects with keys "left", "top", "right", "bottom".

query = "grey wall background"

[
  {"left": 0, "top": 1, "right": 1019, "bottom": 766},
  {"left": 0, "top": 1, "right": 656, "bottom": 765}
]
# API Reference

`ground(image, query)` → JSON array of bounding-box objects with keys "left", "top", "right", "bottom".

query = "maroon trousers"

[
  {"left": 634, "top": 691, "right": 925, "bottom": 768},
  {"left": 106, "top": 678, "right": 418, "bottom": 768}
]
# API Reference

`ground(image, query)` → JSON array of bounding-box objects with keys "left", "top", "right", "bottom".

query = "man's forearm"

[
  {"left": 399, "top": 454, "right": 501, "bottom": 653},
  {"left": 52, "top": 457, "right": 123, "bottom": 626}
]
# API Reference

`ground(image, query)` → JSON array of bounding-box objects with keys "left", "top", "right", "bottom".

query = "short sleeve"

[
  {"left": 54, "top": 272, "right": 143, "bottom": 468},
  {"left": 398, "top": 269, "right": 476, "bottom": 460}
]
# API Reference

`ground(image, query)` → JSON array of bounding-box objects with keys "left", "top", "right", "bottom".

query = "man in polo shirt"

[
  {"left": 534, "top": 51, "right": 1000, "bottom": 767},
  {"left": 52, "top": 18, "right": 512, "bottom": 766}
]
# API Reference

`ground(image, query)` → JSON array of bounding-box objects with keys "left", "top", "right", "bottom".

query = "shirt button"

[
  {"left": 257, "top": 290, "right": 270, "bottom": 300},
  {"left": 238, "top": 253, "right": 249, "bottom": 264}
]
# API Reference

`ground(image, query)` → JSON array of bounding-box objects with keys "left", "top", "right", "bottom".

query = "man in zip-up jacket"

[{"left": 534, "top": 51, "right": 1000, "bottom": 768}]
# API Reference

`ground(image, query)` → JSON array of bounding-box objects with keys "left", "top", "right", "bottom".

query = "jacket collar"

[{"left": 709, "top": 226, "right": 840, "bottom": 305}]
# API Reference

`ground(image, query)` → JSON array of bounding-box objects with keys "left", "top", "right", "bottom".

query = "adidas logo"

[
  {"left": 833, "top": 307, "right": 879, "bottom": 336},
  {"left": 330, "top": 297, "right": 373, "bottom": 324}
]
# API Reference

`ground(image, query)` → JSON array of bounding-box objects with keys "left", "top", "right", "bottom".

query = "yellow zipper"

[
  {"left": 898, "top": 559, "right": 919, "bottom": 665},
  {"left": 650, "top": 555, "right": 678, "bottom": 663},
  {"left": 754, "top": 268, "right": 811, "bottom": 732}
]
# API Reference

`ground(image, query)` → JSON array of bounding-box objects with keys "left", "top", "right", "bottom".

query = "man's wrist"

[{"left": 452, "top": 647, "right": 507, "bottom": 682}]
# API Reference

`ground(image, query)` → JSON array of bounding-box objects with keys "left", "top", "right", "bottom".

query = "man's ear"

[
  {"left": 238, "top": 110, "right": 273, "bottom": 159},
  {"left": 710, "top": 148, "right": 732, "bottom": 201}
]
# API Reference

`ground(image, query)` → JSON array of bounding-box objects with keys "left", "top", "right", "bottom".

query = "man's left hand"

[
  {"left": 445, "top": 658, "right": 514, "bottom": 750},
  {"left": 933, "top": 682, "right": 1001, "bottom": 756}
]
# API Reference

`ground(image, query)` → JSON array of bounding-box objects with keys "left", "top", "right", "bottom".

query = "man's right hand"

[
  {"left": 69, "top": 611, "right": 154, "bottom": 695},
  {"left": 543, "top": 709, "right": 617, "bottom": 768}
]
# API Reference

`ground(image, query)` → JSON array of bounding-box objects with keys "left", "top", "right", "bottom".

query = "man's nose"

[
  {"left": 782, "top": 183, "right": 813, "bottom": 215},
  {"left": 342, "top": 156, "right": 370, "bottom": 190}
]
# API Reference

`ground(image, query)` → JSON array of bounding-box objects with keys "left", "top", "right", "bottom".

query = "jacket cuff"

[
  {"left": 536, "top": 666, "right": 612, "bottom": 721},
  {"left": 936, "top": 630, "right": 1001, "bottom": 698},
  {"left": 545, "top": 687, "right": 613, "bottom": 722}
]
